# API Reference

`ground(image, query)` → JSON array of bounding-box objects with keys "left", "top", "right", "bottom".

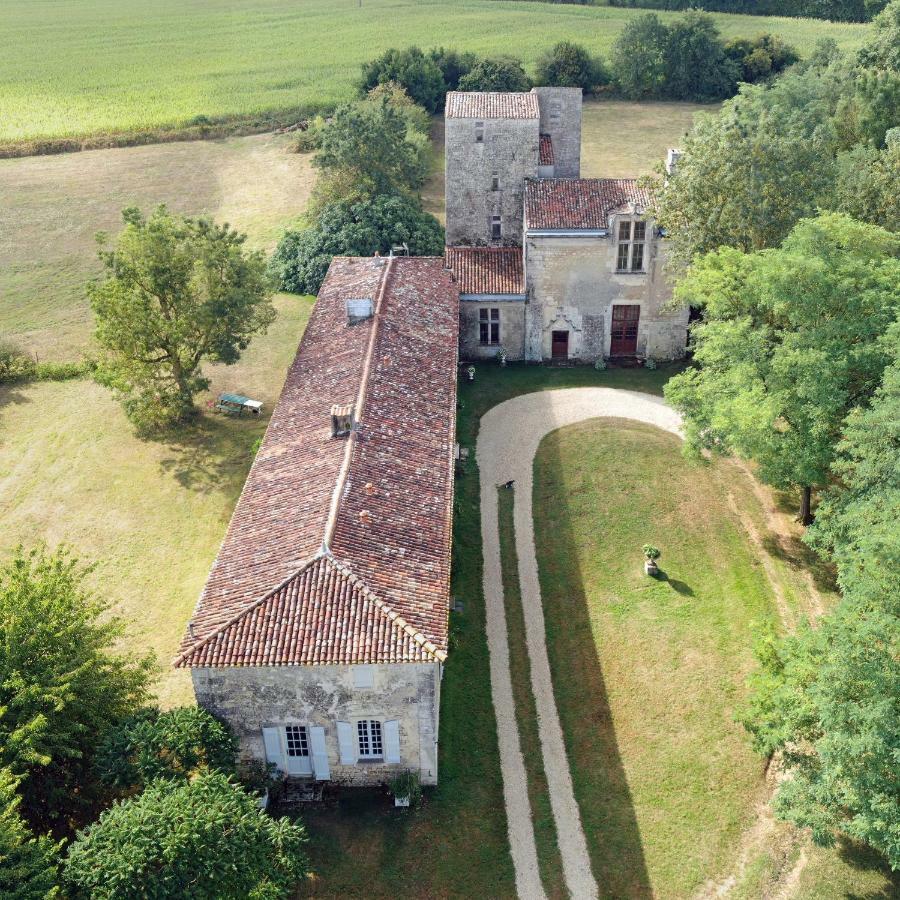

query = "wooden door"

[
  {"left": 610, "top": 305, "right": 640, "bottom": 356},
  {"left": 551, "top": 330, "right": 569, "bottom": 360}
]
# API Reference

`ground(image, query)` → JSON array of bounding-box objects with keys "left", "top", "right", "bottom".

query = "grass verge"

[{"left": 497, "top": 486, "right": 567, "bottom": 899}]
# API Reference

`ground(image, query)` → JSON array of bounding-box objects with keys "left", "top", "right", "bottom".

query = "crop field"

[{"left": 1, "top": 0, "right": 868, "bottom": 148}]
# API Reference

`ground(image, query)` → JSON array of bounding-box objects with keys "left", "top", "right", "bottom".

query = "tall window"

[
  {"left": 284, "top": 725, "right": 309, "bottom": 758},
  {"left": 479, "top": 308, "right": 500, "bottom": 345},
  {"left": 491, "top": 173, "right": 500, "bottom": 191},
  {"left": 357, "top": 720, "right": 383, "bottom": 759},
  {"left": 491, "top": 215, "right": 502, "bottom": 241},
  {"left": 616, "top": 220, "right": 646, "bottom": 272},
  {"left": 475, "top": 120, "right": 484, "bottom": 143}
]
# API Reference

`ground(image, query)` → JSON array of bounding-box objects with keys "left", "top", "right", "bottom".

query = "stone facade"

[
  {"left": 193, "top": 661, "right": 442, "bottom": 786},
  {"left": 445, "top": 113, "right": 539, "bottom": 247},
  {"left": 459, "top": 298, "right": 527, "bottom": 361},
  {"left": 533, "top": 86, "right": 581, "bottom": 178}
]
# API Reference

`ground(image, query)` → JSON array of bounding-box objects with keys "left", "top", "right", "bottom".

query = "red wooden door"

[
  {"left": 551, "top": 330, "right": 569, "bottom": 360},
  {"left": 610, "top": 305, "right": 640, "bottom": 356}
]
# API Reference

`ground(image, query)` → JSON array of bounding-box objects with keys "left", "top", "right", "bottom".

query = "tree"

[
  {"left": 610, "top": 13, "right": 668, "bottom": 99},
  {"left": 0, "top": 768, "right": 61, "bottom": 899},
  {"left": 314, "top": 99, "right": 430, "bottom": 196},
  {"left": 664, "top": 213, "right": 900, "bottom": 522},
  {"left": 64, "top": 772, "right": 308, "bottom": 899},
  {"left": 857, "top": 0, "right": 900, "bottom": 71},
  {"left": 95, "top": 707, "right": 237, "bottom": 794},
  {"left": 365, "top": 81, "right": 432, "bottom": 135},
  {"left": 358, "top": 46, "right": 446, "bottom": 112},
  {"left": 0, "top": 547, "right": 153, "bottom": 833},
  {"left": 724, "top": 34, "right": 799, "bottom": 83},
  {"left": 835, "top": 138, "right": 900, "bottom": 232},
  {"left": 535, "top": 41, "right": 608, "bottom": 92},
  {"left": 457, "top": 57, "right": 531, "bottom": 93},
  {"left": 428, "top": 47, "right": 478, "bottom": 92},
  {"left": 662, "top": 11, "right": 740, "bottom": 101},
  {"left": 269, "top": 193, "right": 445, "bottom": 295},
  {"left": 650, "top": 62, "right": 849, "bottom": 265},
  {"left": 90, "top": 207, "right": 274, "bottom": 433}
]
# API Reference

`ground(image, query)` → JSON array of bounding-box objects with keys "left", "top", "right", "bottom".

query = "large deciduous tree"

[
  {"left": 90, "top": 206, "right": 274, "bottom": 433},
  {"left": 358, "top": 45, "right": 446, "bottom": 112},
  {"left": 64, "top": 772, "right": 308, "bottom": 899},
  {"left": 664, "top": 213, "right": 900, "bottom": 523},
  {"left": 457, "top": 57, "right": 531, "bottom": 93},
  {"left": 0, "top": 547, "right": 153, "bottom": 833},
  {"left": 535, "top": 41, "right": 608, "bottom": 92},
  {"left": 610, "top": 13, "right": 669, "bottom": 99},
  {"left": 857, "top": 0, "right": 900, "bottom": 71}
]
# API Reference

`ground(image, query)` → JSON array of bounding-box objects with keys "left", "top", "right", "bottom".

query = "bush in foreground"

[
  {"left": 64, "top": 772, "right": 308, "bottom": 899},
  {"left": 270, "top": 193, "right": 444, "bottom": 295}
]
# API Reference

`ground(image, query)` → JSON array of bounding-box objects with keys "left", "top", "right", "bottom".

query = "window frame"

[
  {"left": 491, "top": 215, "right": 502, "bottom": 241},
  {"left": 615, "top": 218, "right": 647, "bottom": 273},
  {"left": 284, "top": 725, "right": 310, "bottom": 758},
  {"left": 356, "top": 719, "right": 384, "bottom": 760},
  {"left": 479, "top": 308, "right": 501, "bottom": 346},
  {"left": 491, "top": 173, "right": 500, "bottom": 192}
]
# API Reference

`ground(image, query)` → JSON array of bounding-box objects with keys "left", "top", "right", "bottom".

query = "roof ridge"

[{"left": 321, "top": 256, "right": 395, "bottom": 554}]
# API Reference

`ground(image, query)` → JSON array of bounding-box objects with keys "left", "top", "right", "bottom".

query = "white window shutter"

[
  {"left": 384, "top": 720, "right": 401, "bottom": 764},
  {"left": 336, "top": 720, "right": 356, "bottom": 765},
  {"left": 309, "top": 726, "right": 330, "bottom": 781},
  {"left": 262, "top": 727, "right": 285, "bottom": 773}
]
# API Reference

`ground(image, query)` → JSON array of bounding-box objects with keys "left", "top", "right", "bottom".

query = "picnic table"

[{"left": 214, "top": 393, "right": 263, "bottom": 417}]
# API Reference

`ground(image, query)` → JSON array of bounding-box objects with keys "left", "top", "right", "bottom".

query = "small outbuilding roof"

[
  {"left": 445, "top": 91, "right": 539, "bottom": 119},
  {"left": 444, "top": 246, "right": 525, "bottom": 296},
  {"left": 525, "top": 178, "right": 651, "bottom": 231},
  {"left": 176, "top": 256, "right": 459, "bottom": 669}
]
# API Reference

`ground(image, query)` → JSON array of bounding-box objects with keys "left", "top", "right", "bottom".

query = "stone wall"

[
  {"left": 523, "top": 220, "right": 688, "bottom": 361},
  {"left": 533, "top": 87, "right": 582, "bottom": 178},
  {"left": 445, "top": 114, "right": 539, "bottom": 246},
  {"left": 459, "top": 298, "right": 527, "bottom": 361},
  {"left": 192, "top": 661, "right": 441, "bottom": 786}
]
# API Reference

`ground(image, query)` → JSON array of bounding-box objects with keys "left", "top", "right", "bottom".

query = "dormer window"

[
  {"left": 331, "top": 403, "right": 355, "bottom": 437},
  {"left": 346, "top": 297, "right": 373, "bottom": 325},
  {"left": 616, "top": 220, "right": 646, "bottom": 273},
  {"left": 475, "top": 121, "right": 484, "bottom": 143}
]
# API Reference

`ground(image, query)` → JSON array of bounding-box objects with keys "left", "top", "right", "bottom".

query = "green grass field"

[{"left": 0, "top": 0, "right": 867, "bottom": 147}]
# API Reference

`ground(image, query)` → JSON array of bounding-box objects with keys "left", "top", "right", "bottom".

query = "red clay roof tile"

[
  {"left": 445, "top": 247, "right": 525, "bottom": 295},
  {"left": 446, "top": 91, "right": 539, "bottom": 119},
  {"left": 539, "top": 134, "right": 554, "bottom": 166},
  {"left": 525, "top": 178, "right": 651, "bottom": 230}
]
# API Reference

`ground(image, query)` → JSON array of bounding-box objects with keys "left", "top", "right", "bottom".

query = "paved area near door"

[{"left": 477, "top": 387, "right": 682, "bottom": 899}]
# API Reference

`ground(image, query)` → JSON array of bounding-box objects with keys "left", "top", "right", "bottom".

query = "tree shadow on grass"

[
  {"left": 836, "top": 838, "right": 900, "bottom": 900},
  {"left": 157, "top": 412, "right": 264, "bottom": 498},
  {"left": 533, "top": 443, "right": 653, "bottom": 898},
  {"left": 0, "top": 384, "right": 32, "bottom": 411}
]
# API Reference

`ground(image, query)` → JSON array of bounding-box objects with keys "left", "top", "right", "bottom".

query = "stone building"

[
  {"left": 176, "top": 256, "right": 459, "bottom": 787},
  {"left": 445, "top": 88, "right": 689, "bottom": 363}
]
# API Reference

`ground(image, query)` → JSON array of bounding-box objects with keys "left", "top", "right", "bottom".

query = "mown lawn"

[{"left": 0, "top": 0, "right": 868, "bottom": 147}]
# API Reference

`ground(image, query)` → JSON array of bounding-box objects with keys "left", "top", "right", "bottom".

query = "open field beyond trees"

[{"left": 0, "top": 0, "right": 867, "bottom": 149}]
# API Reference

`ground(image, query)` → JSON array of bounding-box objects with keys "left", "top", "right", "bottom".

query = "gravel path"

[{"left": 477, "top": 388, "right": 682, "bottom": 900}]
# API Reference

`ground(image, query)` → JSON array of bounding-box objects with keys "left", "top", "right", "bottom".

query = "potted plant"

[
  {"left": 389, "top": 769, "right": 422, "bottom": 809},
  {"left": 466, "top": 365, "right": 475, "bottom": 382},
  {"left": 496, "top": 347, "right": 508, "bottom": 367},
  {"left": 642, "top": 544, "right": 661, "bottom": 576}
]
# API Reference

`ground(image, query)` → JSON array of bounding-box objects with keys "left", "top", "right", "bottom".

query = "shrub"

[
  {"left": 64, "top": 772, "right": 308, "bottom": 899},
  {"left": 458, "top": 57, "right": 531, "bottom": 93},
  {"left": 428, "top": 47, "right": 478, "bottom": 91},
  {"left": 96, "top": 706, "right": 237, "bottom": 793},
  {"left": 366, "top": 81, "right": 432, "bottom": 135},
  {"left": 535, "top": 41, "right": 609, "bottom": 92},
  {"left": 724, "top": 34, "right": 800, "bottom": 83},
  {"left": 270, "top": 193, "right": 445, "bottom": 295},
  {"left": 0, "top": 341, "right": 37, "bottom": 383},
  {"left": 642, "top": 544, "right": 661, "bottom": 560},
  {"left": 358, "top": 46, "right": 446, "bottom": 113}
]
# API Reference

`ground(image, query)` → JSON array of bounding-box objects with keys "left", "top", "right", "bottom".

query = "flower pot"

[
  {"left": 257, "top": 789, "right": 269, "bottom": 811},
  {"left": 644, "top": 559, "right": 659, "bottom": 576},
  {"left": 394, "top": 795, "right": 411, "bottom": 808}
]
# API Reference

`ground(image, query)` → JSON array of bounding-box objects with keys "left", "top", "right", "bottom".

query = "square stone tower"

[
  {"left": 444, "top": 92, "right": 540, "bottom": 246},
  {"left": 532, "top": 86, "right": 582, "bottom": 179}
]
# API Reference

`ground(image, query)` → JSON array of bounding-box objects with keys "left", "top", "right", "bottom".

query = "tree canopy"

[
  {"left": 64, "top": 772, "right": 308, "bottom": 899},
  {"left": 664, "top": 213, "right": 900, "bottom": 522},
  {"left": 0, "top": 546, "right": 153, "bottom": 833},
  {"left": 458, "top": 57, "right": 532, "bottom": 93},
  {"left": 358, "top": 46, "right": 446, "bottom": 112},
  {"left": 535, "top": 41, "right": 608, "bottom": 91},
  {"left": 857, "top": 0, "right": 900, "bottom": 71},
  {"left": 90, "top": 206, "right": 274, "bottom": 433}
]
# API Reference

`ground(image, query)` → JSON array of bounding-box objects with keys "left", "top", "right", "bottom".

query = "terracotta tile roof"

[
  {"left": 446, "top": 91, "right": 539, "bottom": 119},
  {"left": 525, "top": 178, "right": 651, "bottom": 231},
  {"left": 445, "top": 247, "right": 525, "bottom": 295},
  {"left": 176, "top": 256, "right": 459, "bottom": 668},
  {"left": 539, "top": 134, "right": 554, "bottom": 166}
]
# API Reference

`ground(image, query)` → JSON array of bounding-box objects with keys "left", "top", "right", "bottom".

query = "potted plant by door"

[
  {"left": 642, "top": 544, "right": 661, "bottom": 576},
  {"left": 390, "top": 770, "right": 422, "bottom": 809}
]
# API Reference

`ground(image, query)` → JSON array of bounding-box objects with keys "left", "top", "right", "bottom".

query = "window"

[
  {"left": 475, "top": 121, "right": 484, "bottom": 143},
  {"left": 357, "top": 719, "right": 383, "bottom": 759},
  {"left": 491, "top": 215, "right": 502, "bottom": 241},
  {"left": 616, "top": 220, "right": 646, "bottom": 272},
  {"left": 491, "top": 173, "right": 500, "bottom": 191},
  {"left": 285, "top": 725, "right": 309, "bottom": 758},
  {"left": 479, "top": 308, "right": 500, "bottom": 345}
]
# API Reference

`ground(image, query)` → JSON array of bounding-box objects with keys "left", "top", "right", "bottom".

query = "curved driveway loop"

[{"left": 477, "top": 388, "right": 682, "bottom": 900}]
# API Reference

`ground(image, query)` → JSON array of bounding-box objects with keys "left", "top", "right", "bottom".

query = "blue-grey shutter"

[
  {"left": 309, "top": 726, "right": 330, "bottom": 781},
  {"left": 384, "top": 720, "right": 401, "bottom": 764},
  {"left": 262, "top": 727, "right": 285, "bottom": 773},
  {"left": 336, "top": 721, "right": 356, "bottom": 765}
]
